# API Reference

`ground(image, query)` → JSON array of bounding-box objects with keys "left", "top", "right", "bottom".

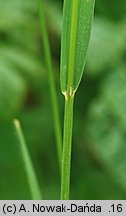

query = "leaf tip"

[{"left": 13, "top": 118, "right": 20, "bottom": 129}]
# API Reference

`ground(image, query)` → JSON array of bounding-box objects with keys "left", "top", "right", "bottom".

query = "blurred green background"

[{"left": 0, "top": 0, "right": 126, "bottom": 200}]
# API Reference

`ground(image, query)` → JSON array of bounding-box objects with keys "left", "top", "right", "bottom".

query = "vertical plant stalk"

[
  {"left": 60, "top": 0, "right": 95, "bottom": 199},
  {"left": 37, "top": 0, "right": 62, "bottom": 171},
  {"left": 60, "top": 0, "right": 79, "bottom": 200},
  {"left": 61, "top": 93, "right": 74, "bottom": 200},
  {"left": 14, "top": 119, "right": 42, "bottom": 200}
]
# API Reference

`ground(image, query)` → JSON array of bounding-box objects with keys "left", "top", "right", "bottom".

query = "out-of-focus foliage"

[
  {"left": 0, "top": 0, "right": 126, "bottom": 199},
  {"left": 0, "top": 0, "right": 43, "bottom": 118},
  {"left": 87, "top": 18, "right": 126, "bottom": 75}
]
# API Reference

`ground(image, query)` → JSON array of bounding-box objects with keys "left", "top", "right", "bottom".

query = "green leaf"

[
  {"left": 37, "top": 0, "right": 62, "bottom": 172},
  {"left": 14, "top": 119, "right": 42, "bottom": 200},
  {"left": 60, "top": 0, "right": 95, "bottom": 94}
]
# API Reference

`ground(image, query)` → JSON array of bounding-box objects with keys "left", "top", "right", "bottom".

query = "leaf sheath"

[{"left": 61, "top": 94, "right": 74, "bottom": 200}]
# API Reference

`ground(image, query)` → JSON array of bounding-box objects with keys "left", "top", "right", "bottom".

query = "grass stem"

[
  {"left": 37, "top": 0, "right": 62, "bottom": 172},
  {"left": 14, "top": 119, "right": 42, "bottom": 200},
  {"left": 61, "top": 93, "right": 74, "bottom": 200}
]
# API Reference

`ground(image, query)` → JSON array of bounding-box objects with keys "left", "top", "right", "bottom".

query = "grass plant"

[
  {"left": 60, "top": 0, "right": 95, "bottom": 200},
  {"left": 13, "top": 0, "right": 95, "bottom": 200}
]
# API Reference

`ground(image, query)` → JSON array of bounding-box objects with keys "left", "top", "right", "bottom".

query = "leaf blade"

[
  {"left": 60, "top": 0, "right": 95, "bottom": 93},
  {"left": 14, "top": 119, "right": 42, "bottom": 200}
]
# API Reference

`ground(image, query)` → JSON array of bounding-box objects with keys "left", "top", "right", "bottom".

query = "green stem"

[
  {"left": 14, "top": 119, "right": 42, "bottom": 200},
  {"left": 37, "top": 0, "right": 62, "bottom": 172},
  {"left": 61, "top": 93, "right": 74, "bottom": 200}
]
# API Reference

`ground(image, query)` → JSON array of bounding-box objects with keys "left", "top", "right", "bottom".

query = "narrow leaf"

[
  {"left": 14, "top": 119, "right": 42, "bottom": 200},
  {"left": 60, "top": 0, "right": 95, "bottom": 94},
  {"left": 37, "top": 0, "right": 62, "bottom": 172}
]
